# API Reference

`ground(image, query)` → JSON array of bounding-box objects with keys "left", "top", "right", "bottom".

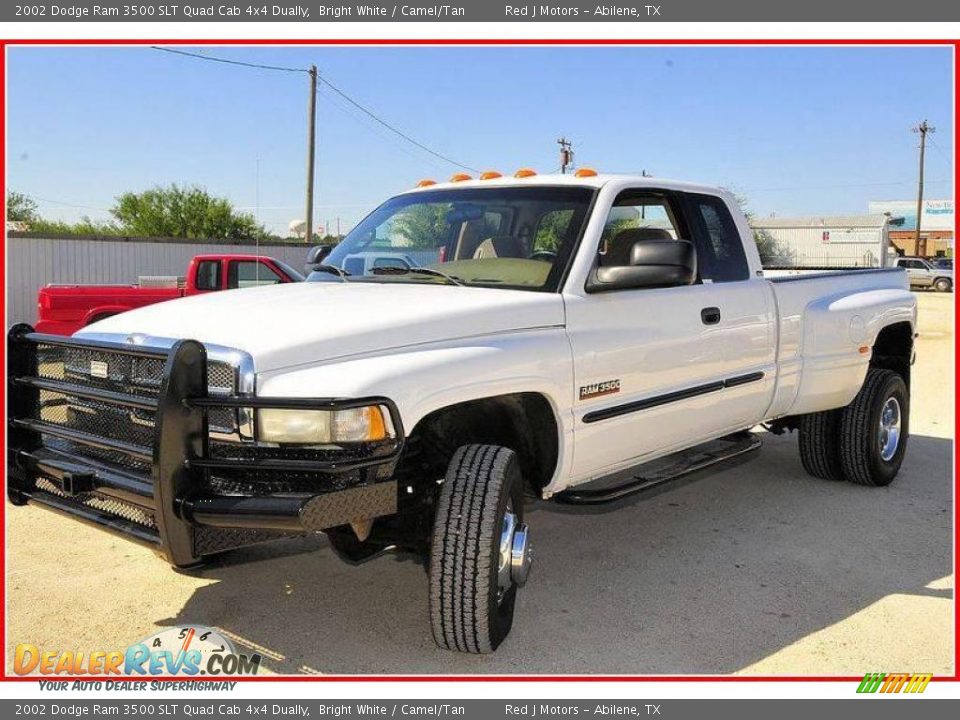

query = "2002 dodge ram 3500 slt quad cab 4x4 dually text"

[{"left": 8, "top": 172, "right": 917, "bottom": 654}]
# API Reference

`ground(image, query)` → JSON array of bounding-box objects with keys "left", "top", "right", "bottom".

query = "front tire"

[
  {"left": 839, "top": 369, "right": 909, "bottom": 486},
  {"left": 934, "top": 277, "right": 952, "bottom": 293},
  {"left": 429, "top": 444, "right": 530, "bottom": 654}
]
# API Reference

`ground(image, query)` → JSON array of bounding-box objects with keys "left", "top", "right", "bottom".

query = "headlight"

[{"left": 257, "top": 405, "right": 391, "bottom": 444}]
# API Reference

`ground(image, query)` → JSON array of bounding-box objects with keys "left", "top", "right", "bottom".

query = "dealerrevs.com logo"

[
  {"left": 14, "top": 626, "right": 262, "bottom": 676},
  {"left": 856, "top": 673, "right": 932, "bottom": 694}
]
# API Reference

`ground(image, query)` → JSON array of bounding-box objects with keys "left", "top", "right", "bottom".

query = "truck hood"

[{"left": 77, "top": 282, "right": 566, "bottom": 373}]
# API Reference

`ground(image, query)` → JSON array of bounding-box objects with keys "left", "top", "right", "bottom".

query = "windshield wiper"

[
  {"left": 370, "top": 266, "right": 464, "bottom": 286},
  {"left": 311, "top": 264, "right": 350, "bottom": 282}
]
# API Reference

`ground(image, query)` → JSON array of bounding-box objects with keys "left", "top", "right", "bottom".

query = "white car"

[{"left": 8, "top": 172, "right": 917, "bottom": 654}]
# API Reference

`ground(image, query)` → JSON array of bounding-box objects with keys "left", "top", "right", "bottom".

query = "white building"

[{"left": 750, "top": 214, "right": 893, "bottom": 269}]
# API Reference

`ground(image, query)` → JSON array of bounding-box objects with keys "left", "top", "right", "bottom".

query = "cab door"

[{"left": 564, "top": 189, "right": 775, "bottom": 482}]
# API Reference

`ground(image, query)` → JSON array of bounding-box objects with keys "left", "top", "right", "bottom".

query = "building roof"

[
  {"left": 750, "top": 214, "right": 889, "bottom": 229},
  {"left": 751, "top": 214, "right": 889, "bottom": 229}
]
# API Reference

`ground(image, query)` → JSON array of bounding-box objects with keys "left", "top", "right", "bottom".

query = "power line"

[
  {"left": 927, "top": 134, "right": 953, "bottom": 167},
  {"left": 150, "top": 45, "right": 478, "bottom": 173},
  {"left": 150, "top": 46, "right": 305, "bottom": 74},
  {"left": 33, "top": 197, "right": 110, "bottom": 212},
  {"left": 315, "top": 75, "right": 478, "bottom": 173},
  {"left": 317, "top": 85, "right": 452, "bottom": 172}
]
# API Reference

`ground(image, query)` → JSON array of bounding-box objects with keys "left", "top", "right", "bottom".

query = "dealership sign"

[{"left": 868, "top": 199, "right": 954, "bottom": 232}]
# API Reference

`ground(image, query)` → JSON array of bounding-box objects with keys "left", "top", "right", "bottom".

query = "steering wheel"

[{"left": 529, "top": 250, "right": 557, "bottom": 262}]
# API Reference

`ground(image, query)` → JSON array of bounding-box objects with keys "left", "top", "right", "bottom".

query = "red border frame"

[{"left": 1, "top": 37, "right": 957, "bottom": 684}]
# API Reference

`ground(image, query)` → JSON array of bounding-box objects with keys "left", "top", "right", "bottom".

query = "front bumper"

[{"left": 6, "top": 325, "right": 404, "bottom": 567}]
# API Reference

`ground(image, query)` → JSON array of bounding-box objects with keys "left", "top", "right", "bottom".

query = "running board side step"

[{"left": 555, "top": 431, "right": 761, "bottom": 505}]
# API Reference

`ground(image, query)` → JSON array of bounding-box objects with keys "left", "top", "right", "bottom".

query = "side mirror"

[{"left": 586, "top": 239, "right": 697, "bottom": 293}]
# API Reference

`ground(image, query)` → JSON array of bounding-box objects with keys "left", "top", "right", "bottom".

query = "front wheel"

[
  {"left": 429, "top": 444, "right": 531, "bottom": 654},
  {"left": 839, "top": 369, "right": 909, "bottom": 486},
  {"left": 934, "top": 277, "right": 952, "bottom": 293}
]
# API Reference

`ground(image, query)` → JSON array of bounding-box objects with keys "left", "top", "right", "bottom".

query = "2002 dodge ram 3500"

[{"left": 7, "top": 173, "right": 917, "bottom": 654}]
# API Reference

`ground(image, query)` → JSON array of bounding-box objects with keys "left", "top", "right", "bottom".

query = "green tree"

[
  {"left": 110, "top": 184, "right": 265, "bottom": 240},
  {"left": 533, "top": 209, "right": 574, "bottom": 252},
  {"left": 722, "top": 187, "right": 792, "bottom": 267},
  {"left": 6, "top": 191, "right": 39, "bottom": 223},
  {"left": 29, "top": 216, "right": 121, "bottom": 236},
  {"left": 391, "top": 203, "right": 452, "bottom": 248}
]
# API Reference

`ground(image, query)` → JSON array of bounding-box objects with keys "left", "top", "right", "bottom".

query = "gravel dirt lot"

[{"left": 6, "top": 292, "right": 954, "bottom": 675}]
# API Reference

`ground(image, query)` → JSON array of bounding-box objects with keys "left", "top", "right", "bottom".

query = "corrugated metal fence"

[{"left": 4, "top": 234, "right": 313, "bottom": 327}]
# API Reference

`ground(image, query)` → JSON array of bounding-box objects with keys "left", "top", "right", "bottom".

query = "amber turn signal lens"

[
  {"left": 575, "top": 167, "right": 598, "bottom": 177},
  {"left": 514, "top": 168, "right": 537, "bottom": 178},
  {"left": 416, "top": 179, "right": 437, "bottom": 188},
  {"left": 479, "top": 171, "right": 502, "bottom": 180},
  {"left": 449, "top": 173, "right": 472, "bottom": 182}
]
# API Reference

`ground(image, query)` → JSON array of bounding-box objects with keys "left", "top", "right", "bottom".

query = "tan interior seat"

[
  {"left": 473, "top": 236, "right": 525, "bottom": 259},
  {"left": 601, "top": 227, "right": 674, "bottom": 266}
]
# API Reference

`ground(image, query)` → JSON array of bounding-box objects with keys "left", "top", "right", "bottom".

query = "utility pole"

[
  {"left": 304, "top": 65, "right": 318, "bottom": 245},
  {"left": 557, "top": 137, "right": 574, "bottom": 174},
  {"left": 912, "top": 119, "right": 935, "bottom": 257}
]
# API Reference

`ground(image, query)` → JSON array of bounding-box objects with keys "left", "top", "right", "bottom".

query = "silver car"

[{"left": 895, "top": 256, "right": 953, "bottom": 292}]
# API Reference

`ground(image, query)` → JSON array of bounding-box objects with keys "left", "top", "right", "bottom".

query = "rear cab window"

[
  {"left": 686, "top": 193, "right": 750, "bottom": 283},
  {"left": 194, "top": 260, "right": 221, "bottom": 291}
]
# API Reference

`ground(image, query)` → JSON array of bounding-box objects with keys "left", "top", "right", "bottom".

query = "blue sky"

[{"left": 6, "top": 45, "right": 954, "bottom": 235}]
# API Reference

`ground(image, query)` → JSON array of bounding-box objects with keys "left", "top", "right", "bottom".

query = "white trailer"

[{"left": 752, "top": 214, "right": 894, "bottom": 271}]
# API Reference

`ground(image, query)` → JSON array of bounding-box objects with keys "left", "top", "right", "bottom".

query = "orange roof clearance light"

[
  {"left": 575, "top": 167, "right": 598, "bottom": 178},
  {"left": 480, "top": 171, "right": 503, "bottom": 180},
  {"left": 449, "top": 173, "right": 473, "bottom": 182},
  {"left": 514, "top": 168, "right": 538, "bottom": 178},
  {"left": 416, "top": 179, "right": 437, "bottom": 188}
]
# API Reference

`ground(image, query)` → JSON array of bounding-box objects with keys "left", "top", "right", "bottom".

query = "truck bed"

[
  {"left": 764, "top": 266, "right": 915, "bottom": 419},
  {"left": 35, "top": 284, "right": 185, "bottom": 335}
]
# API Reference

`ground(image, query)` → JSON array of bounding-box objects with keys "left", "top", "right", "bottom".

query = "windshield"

[{"left": 308, "top": 186, "right": 595, "bottom": 292}]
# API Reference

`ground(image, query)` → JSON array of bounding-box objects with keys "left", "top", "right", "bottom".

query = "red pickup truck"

[{"left": 35, "top": 253, "right": 304, "bottom": 336}]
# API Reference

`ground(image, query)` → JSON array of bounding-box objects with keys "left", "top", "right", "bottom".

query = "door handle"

[{"left": 701, "top": 307, "right": 721, "bottom": 325}]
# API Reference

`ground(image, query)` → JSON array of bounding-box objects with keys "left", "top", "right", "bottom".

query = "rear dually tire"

[{"left": 839, "top": 369, "right": 909, "bottom": 486}]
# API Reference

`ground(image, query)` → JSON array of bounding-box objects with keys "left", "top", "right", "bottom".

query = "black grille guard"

[{"left": 6, "top": 324, "right": 405, "bottom": 567}]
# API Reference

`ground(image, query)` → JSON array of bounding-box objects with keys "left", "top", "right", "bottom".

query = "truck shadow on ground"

[{"left": 163, "top": 432, "right": 953, "bottom": 675}]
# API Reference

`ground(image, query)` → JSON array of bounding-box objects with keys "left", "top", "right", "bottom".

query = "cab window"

[
  {"left": 228, "top": 261, "right": 284, "bottom": 289},
  {"left": 195, "top": 260, "right": 221, "bottom": 291},
  {"left": 597, "top": 193, "right": 684, "bottom": 268},
  {"left": 689, "top": 194, "right": 750, "bottom": 282}
]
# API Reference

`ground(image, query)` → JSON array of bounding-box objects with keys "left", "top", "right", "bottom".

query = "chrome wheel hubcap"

[
  {"left": 498, "top": 507, "right": 532, "bottom": 602},
  {"left": 878, "top": 396, "right": 902, "bottom": 462}
]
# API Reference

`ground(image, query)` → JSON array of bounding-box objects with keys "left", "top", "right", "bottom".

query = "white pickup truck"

[{"left": 8, "top": 172, "right": 917, "bottom": 654}]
